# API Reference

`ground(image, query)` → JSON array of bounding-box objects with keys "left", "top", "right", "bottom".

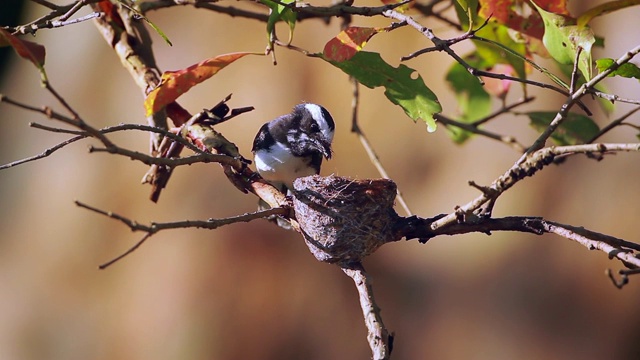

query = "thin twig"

[
  {"left": 30, "top": 122, "right": 85, "bottom": 135},
  {"left": 519, "top": 44, "right": 640, "bottom": 158},
  {"left": 470, "top": 96, "right": 535, "bottom": 127},
  {"left": 413, "top": 0, "right": 461, "bottom": 30},
  {"left": 349, "top": 79, "right": 413, "bottom": 216},
  {"left": 10, "top": 1, "right": 85, "bottom": 34},
  {"left": 545, "top": 221, "right": 640, "bottom": 273},
  {"left": 570, "top": 47, "right": 583, "bottom": 94},
  {"left": 194, "top": 3, "right": 268, "bottom": 21},
  {"left": 428, "top": 142, "right": 640, "bottom": 231},
  {"left": 607, "top": 269, "right": 629, "bottom": 289},
  {"left": 40, "top": 82, "right": 118, "bottom": 149},
  {"left": 383, "top": 9, "right": 590, "bottom": 116},
  {"left": 0, "top": 95, "right": 210, "bottom": 170},
  {"left": 12, "top": 12, "right": 103, "bottom": 34},
  {"left": 75, "top": 200, "right": 288, "bottom": 268},
  {"left": 88, "top": 145, "right": 243, "bottom": 168},
  {"left": 29, "top": 0, "right": 59, "bottom": 10},
  {"left": 587, "top": 106, "right": 640, "bottom": 143},
  {"left": 589, "top": 91, "right": 640, "bottom": 106},
  {"left": 0, "top": 135, "right": 82, "bottom": 170},
  {"left": 434, "top": 114, "right": 526, "bottom": 152},
  {"left": 472, "top": 36, "right": 569, "bottom": 91},
  {"left": 401, "top": 16, "right": 492, "bottom": 61},
  {"left": 474, "top": 69, "right": 587, "bottom": 111},
  {"left": 99, "top": 233, "right": 154, "bottom": 270},
  {"left": 59, "top": 0, "right": 93, "bottom": 21}
]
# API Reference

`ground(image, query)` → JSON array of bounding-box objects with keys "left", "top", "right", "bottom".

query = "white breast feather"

[{"left": 254, "top": 141, "right": 317, "bottom": 187}]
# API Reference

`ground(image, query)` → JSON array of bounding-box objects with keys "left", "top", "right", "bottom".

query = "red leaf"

[
  {"left": 97, "top": 0, "right": 125, "bottom": 28},
  {"left": 482, "top": 64, "right": 514, "bottom": 99},
  {"left": 144, "top": 52, "right": 258, "bottom": 116},
  {"left": 166, "top": 102, "right": 192, "bottom": 127},
  {"left": 478, "top": 0, "right": 570, "bottom": 40},
  {"left": 323, "top": 27, "right": 381, "bottom": 62},
  {"left": 0, "top": 28, "right": 46, "bottom": 69}
]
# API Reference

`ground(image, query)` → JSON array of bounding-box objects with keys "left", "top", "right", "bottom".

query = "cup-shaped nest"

[{"left": 292, "top": 175, "right": 400, "bottom": 264}]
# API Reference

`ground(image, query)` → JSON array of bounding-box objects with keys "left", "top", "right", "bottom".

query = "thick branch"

[
  {"left": 138, "top": 0, "right": 412, "bottom": 20},
  {"left": 397, "top": 216, "right": 640, "bottom": 269},
  {"left": 90, "top": 2, "right": 167, "bottom": 152},
  {"left": 342, "top": 263, "right": 391, "bottom": 360}
]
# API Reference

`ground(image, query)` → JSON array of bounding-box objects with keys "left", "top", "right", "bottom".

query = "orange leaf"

[
  {"left": 144, "top": 52, "right": 258, "bottom": 116},
  {"left": 323, "top": 27, "right": 381, "bottom": 62}
]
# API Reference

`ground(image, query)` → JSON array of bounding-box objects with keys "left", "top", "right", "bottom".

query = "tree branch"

[
  {"left": 587, "top": 106, "right": 640, "bottom": 143},
  {"left": 349, "top": 79, "right": 413, "bottom": 216},
  {"left": 342, "top": 263, "right": 392, "bottom": 360},
  {"left": 434, "top": 113, "right": 526, "bottom": 152},
  {"left": 428, "top": 143, "right": 640, "bottom": 231},
  {"left": 0, "top": 95, "right": 213, "bottom": 170},
  {"left": 138, "top": 0, "right": 413, "bottom": 21},
  {"left": 521, "top": 44, "right": 640, "bottom": 158},
  {"left": 90, "top": 1, "right": 167, "bottom": 152},
  {"left": 398, "top": 215, "right": 640, "bottom": 271},
  {"left": 382, "top": 9, "right": 591, "bottom": 116},
  {"left": 75, "top": 200, "right": 288, "bottom": 268}
]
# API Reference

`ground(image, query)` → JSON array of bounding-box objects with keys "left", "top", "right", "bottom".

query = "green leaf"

[
  {"left": 473, "top": 21, "right": 527, "bottom": 81},
  {"left": 117, "top": 0, "right": 172, "bottom": 46},
  {"left": 596, "top": 58, "right": 640, "bottom": 80},
  {"left": 444, "top": 55, "right": 491, "bottom": 143},
  {"left": 261, "top": 0, "right": 297, "bottom": 46},
  {"left": 527, "top": 111, "right": 600, "bottom": 145},
  {"left": 453, "top": 0, "right": 478, "bottom": 30},
  {"left": 325, "top": 51, "right": 441, "bottom": 132},
  {"left": 532, "top": 1, "right": 595, "bottom": 81}
]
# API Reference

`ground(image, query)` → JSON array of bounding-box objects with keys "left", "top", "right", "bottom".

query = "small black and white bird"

[{"left": 252, "top": 103, "right": 336, "bottom": 194}]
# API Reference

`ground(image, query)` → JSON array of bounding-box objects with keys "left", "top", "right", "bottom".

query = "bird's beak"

[{"left": 311, "top": 136, "right": 333, "bottom": 159}]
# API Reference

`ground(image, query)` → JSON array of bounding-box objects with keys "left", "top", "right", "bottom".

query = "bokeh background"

[{"left": 1, "top": 1, "right": 640, "bottom": 359}]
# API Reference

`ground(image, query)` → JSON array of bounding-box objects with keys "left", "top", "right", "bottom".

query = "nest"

[{"left": 292, "top": 175, "right": 400, "bottom": 264}]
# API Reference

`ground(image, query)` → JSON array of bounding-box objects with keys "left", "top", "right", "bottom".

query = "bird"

[{"left": 252, "top": 103, "right": 335, "bottom": 195}]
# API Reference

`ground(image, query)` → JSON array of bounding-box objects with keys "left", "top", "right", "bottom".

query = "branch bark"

[{"left": 342, "top": 263, "right": 392, "bottom": 360}]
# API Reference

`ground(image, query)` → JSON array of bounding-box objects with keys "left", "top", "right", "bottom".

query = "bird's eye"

[{"left": 310, "top": 122, "right": 320, "bottom": 132}]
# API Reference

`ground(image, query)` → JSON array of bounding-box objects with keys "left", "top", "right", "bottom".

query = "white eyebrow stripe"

[{"left": 304, "top": 103, "right": 334, "bottom": 142}]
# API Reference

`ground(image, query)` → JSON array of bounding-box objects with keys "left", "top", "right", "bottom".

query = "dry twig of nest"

[{"left": 292, "top": 175, "right": 400, "bottom": 264}]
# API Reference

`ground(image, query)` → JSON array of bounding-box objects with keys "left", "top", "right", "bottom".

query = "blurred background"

[{"left": 1, "top": 1, "right": 640, "bottom": 359}]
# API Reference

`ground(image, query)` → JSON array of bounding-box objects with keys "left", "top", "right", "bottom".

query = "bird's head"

[{"left": 286, "top": 103, "right": 335, "bottom": 159}]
